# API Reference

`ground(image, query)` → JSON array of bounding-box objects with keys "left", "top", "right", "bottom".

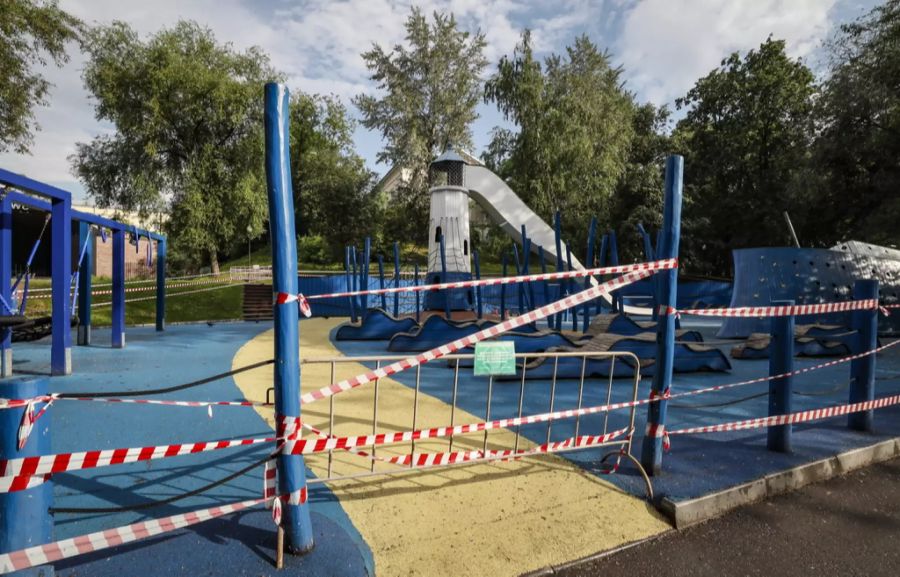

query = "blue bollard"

[
  {"left": 0, "top": 378, "right": 54, "bottom": 571},
  {"left": 767, "top": 299, "right": 794, "bottom": 452},
  {"left": 155, "top": 238, "right": 166, "bottom": 332},
  {"left": 111, "top": 229, "right": 125, "bottom": 349},
  {"left": 641, "top": 155, "right": 683, "bottom": 476},
  {"left": 264, "top": 82, "right": 314, "bottom": 554},
  {"left": 849, "top": 279, "right": 879, "bottom": 431}
]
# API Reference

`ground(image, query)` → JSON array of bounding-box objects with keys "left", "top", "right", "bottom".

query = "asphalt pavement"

[{"left": 550, "top": 457, "right": 900, "bottom": 577}]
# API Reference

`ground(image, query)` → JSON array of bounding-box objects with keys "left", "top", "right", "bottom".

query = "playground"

[{"left": 1, "top": 82, "right": 899, "bottom": 577}]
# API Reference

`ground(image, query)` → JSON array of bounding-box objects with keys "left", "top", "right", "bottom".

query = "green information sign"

[{"left": 474, "top": 341, "right": 516, "bottom": 376}]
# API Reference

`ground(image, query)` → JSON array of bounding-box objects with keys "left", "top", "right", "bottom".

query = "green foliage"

[
  {"left": 354, "top": 7, "right": 487, "bottom": 241},
  {"left": 290, "top": 93, "right": 380, "bottom": 258},
  {"left": 484, "top": 32, "right": 637, "bottom": 253},
  {"left": 811, "top": 0, "right": 900, "bottom": 249},
  {"left": 297, "top": 234, "right": 330, "bottom": 266},
  {"left": 71, "top": 21, "right": 279, "bottom": 272},
  {"left": 673, "top": 37, "right": 816, "bottom": 275},
  {"left": 0, "top": 0, "right": 81, "bottom": 154}
]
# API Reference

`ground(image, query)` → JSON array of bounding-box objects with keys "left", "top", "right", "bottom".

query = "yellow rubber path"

[{"left": 233, "top": 318, "right": 669, "bottom": 577}]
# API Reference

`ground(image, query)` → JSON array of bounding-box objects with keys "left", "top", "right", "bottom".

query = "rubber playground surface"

[{"left": 8, "top": 317, "right": 900, "bottom": 576}]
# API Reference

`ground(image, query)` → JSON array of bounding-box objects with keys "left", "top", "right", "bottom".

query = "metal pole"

[
  {"left": 500, "top": 253, "right": 508, "bottom": 320},
  {"left": 439, "top": 233, "right": 450, "bottom": 318},
  {"left": 51, "top": 195, "right": 72, "bottom": 374},
  {"left": 362, "top": 237, "right": 371, "bottom": 318},
  {"left": 583, "top": 217, "right": 597, "bottom": 332},
  {"left": 849, "top": 279, "right": 879, "bottom": 431},
  {"left": 473, "top": 250, "right": 483, "bottom": 319},
  {"left": 393, "top": 242, "right": 400, "bottom": 317},
  {"left": 512, "top": 243, "right": 523, "bottom": 317},
  {"left": 155, "top": 237, "right": 166, "bottom": 332},
  {"left": 377, "top": 254, "right": 386, "bottom": 310},
  {"left": 566, "top": 246, "right": 576, "bottom": 331},
  {"left": 553, "top": 212, "right": 563, "bottom": 329},
  {"left": 77, "top": 221, "right": 93, "bottom": 345},
  {"left": 0, "top": 378, "right": 53, "bottom": 565},
  {"left": 607, "top": 230, "right": 620, "bottom": 313},
  {"left": 0, "top": 194, "right": 11, "bottom": 377},
  {"left": 597, "top": 233, "right": 608, "bottom": 316},
  {"left": 345, "top": 247, "right": 356, "bottom": 322},
  {"left": 641, "top": 155, "right": 683, "bottom": 475},
  {"left": 782, "top": 211, "right": 801, "bottom": 248},
  {"left": 521, "top": 225, "right": 534, "bottom": 314},
  {"left": 413, "top": 263, "right": 420, "bottom": 322},
  {"left": 767, "top": 299, "right": 794, "bottom": 452},
  {"left": 264, "top": 82, "right": 314, "bottom": 554},
  {"left": 111, "top": 229, "right": 125, "bottom": 349}
]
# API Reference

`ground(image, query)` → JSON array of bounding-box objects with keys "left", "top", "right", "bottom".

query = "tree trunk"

[{"left": 210, "top": 249, "right": 220, "bottom": 275}]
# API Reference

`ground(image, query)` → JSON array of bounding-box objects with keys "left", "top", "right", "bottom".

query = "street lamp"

[{"left": 246, "top": 225, "right": 253, "bottom": 269}]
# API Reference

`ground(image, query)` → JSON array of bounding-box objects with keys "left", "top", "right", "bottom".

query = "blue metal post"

[
  {"left": 439, "top": 233, "right": 450, "bottom": 318},
  {"left": 512, "top": 243, "right": 523, "bottom": 316},
  {"left": 413, "top": 263, "right": 420, "bottom": 322},
  {"left": 0, "top": 378, "right": 53, "bottom": 564},
  {"left": 111, "top": 229, "right": 125, "bottom": 349},
  {"left": 538, "top": 246, "right": 549, "bottom": 310},
  {"left": 522, "top": 226, "right": 535, "bottom": 314},
  {"left": 566, "top": 246, "right": 577, "bottom": 331},
  {"left": 553, "top": 212, "right": 564, "bottom": 329},
  {"left": 583, "top": 217, "right": 597, "bottom": 332},
  {"left": 155, "top": 237, "right": 166, "bottom": 332},
  {"left": 345, "top": 247, "right": 356, "bottom": 322},
  {"left": 849, "top": 279, "right": 879, "bottom": 431},
  {"left": 500, "top": 253, "right": 508, "bottom": 320},
  {"left": 607, "top": 230, "right": 620, "bottom": 313},
  {"left": 767, "top": 299, "right": 794, "bottom": 452},
  {"left": 0, "top": 194, "right": 11, "bottom": 377},
  {"left": 51, "top": 196, "right": 72, "bottom": 374},
  {"left": 597, "top": 233, "right": 609, "bottom": 316},
  {"left": 264, "top": 82, "right": 314, "bottom": 553},
  {"left": 351, "top": 247, "right": 360, "bottom": 318},
  {"left": 392, "top": 242, "right": 400, "bottom": 317},
  {"left": 377, "top": 254, "right": 386, "bottom": 310},
  {"left": 77, "top": 221, "right": 93, "bottom": 345},
  {"left": 473, "top": 250, "right": 483, "bottom": 319},
  {"left": 362, "top": 238, "right": 371, "bottom": 317},
  {"left": 641, "top": 155, "right": 683, "bottom": 475}
]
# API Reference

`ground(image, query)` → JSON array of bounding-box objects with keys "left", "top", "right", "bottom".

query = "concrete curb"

[{"left": 659, "top": 437, "right": 900, "bottom": 529}]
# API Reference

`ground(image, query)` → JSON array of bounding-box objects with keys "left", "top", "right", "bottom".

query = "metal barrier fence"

[
  {"left": 273, "top": 350, "right": 652, "bottom": 497},
  {"left": 230, "top": 265, "right": 273, "bottom": 282}
]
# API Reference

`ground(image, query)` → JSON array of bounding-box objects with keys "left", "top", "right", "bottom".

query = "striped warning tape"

[
  {"left": 29, "top": 278, "right": 238, "bottom": 299},
  {"left": 296, "top": 260, "right": 673, "bottom": 406},
  {"left": 661, "top": 299, "right": 878, "bottom": 318}
]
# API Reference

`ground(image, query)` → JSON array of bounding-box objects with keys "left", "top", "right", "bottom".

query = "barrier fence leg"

[
  {"left": 50, "top": 196, "right": 72, "bottom": 375},
  {"left": 155, "top": 238, "right": 166, "bottom": 332},
  {"left": 849, "top": 279, "right": 879, "bottom": 431},
  {"left": 641, "top": 155, "right": 683, "bottom": 476},
  {"left": 77, "top": 222, "right": 93, "bottom": 346},
  {"left": 0, "top": 378, "right": 53, "bottom": 568},
  {"left": 111, "top": 229, "right": 125, "bottom": 349},
  {"left": 767, "top": 299, "right": 794, "bottom": 452},
  {"left": 0, "top": 194, "right": 11, "bottom": 378},
  {"left": 264, "top": 82, "right": 314, "bottom": 554}
]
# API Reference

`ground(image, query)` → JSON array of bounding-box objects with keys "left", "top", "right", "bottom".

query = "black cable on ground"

[
  {"left": 669, "top": 381, "right": 853, "bottom": 409},
  {"left": 49, "top": 453, "right": 275, "bottom": 514},
  {"left": 57, "top": 358, "right": 275, "bottom": 399}
]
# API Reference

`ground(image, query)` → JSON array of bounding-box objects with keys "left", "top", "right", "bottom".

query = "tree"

[
  {"left": 0, "top": 0, "right": 81, "bottom": 154},
  {"left": 484, "top": 32, "right": 636, "bottom": 252},
  {"left": 354, "top": 7, "right": 487, "bottom": 241},
  {"left": 290, "top": 93, "right": 380, "bottom": 257},
  {"left": 811, "top": 0, "right": 900, "bottom": 249},
  {"left": 673, "top": 38, "right": 816, "bottom": 275},
  {"left": 71, "top": 21, "right": 280, "bottom": 272}
]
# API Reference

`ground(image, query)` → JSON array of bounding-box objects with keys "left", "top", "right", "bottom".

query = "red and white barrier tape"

[
  {"left": 30, "top": 278, "right": 238, "bottom": 299},
  {"left": 299, "top": 259, "right": 677, "bottom": 303},
  {"left": 296, "top": 260, "right": 674, "bottom": 406},
  {"left": 662, "top": 299, "right": 878, "bottom": 318}
]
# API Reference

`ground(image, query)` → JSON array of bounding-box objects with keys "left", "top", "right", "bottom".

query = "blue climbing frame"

[{"left": 0, "top": 169, "right": 166, "bottom": 373}]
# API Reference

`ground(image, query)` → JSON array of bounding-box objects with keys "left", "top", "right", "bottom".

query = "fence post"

[
  {"left": 264, "top": 82, "right": 314, "bottom": 554},
  {"left": 0, "top": 378, "right": 54, "bottom": 565},
  {"left": 51, "top": 195, "right": 72, "bottom": 374},
  {"left": 77, "top": 222, "right": 93, "bottom": 345},
  {"left": 641, "top": 155, "right": 683, "bottom": 476},
  {"left": 111, "top": 229, "right": 125, "bottom": 349},
  {"left": 849, "top": 279, "right": 879, "bottom": 431},
  {"left": 767, "top": 300, "right": 794, "bottom": 452},
  {"left": 0, "top": 194, "right": 11, "bottom": 378},
  {"left": 155, "top": 237, "right": 166, "bottom": 332}
]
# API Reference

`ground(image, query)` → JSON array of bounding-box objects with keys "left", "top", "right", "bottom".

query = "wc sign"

[{"left": 473, "top": 341, "right": 516, "bottom": 376}]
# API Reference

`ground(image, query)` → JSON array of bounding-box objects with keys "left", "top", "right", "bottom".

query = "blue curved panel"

[
  {"left": 335, "top": 309, "right": 418, "bottom": 341},
  {"left": 387, "top": 316, "right": 497, "bottom": 352},
  {"left": 719, "top": 247, "right": 900, "bottom": 338}
]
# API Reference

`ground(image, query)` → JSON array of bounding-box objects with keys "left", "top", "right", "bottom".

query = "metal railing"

[
  {"left": 230, "top": 265, "right": 273, "bottom": 282},
  {"left": 281, "top": 350, "right": 652, "bottom": 498}
]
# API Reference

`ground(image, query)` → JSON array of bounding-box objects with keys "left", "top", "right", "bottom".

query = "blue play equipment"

[
  {"left": 335, "top": 308, "right": 418, "bottom": 341},
  {"left": 388, "top": 316, "right": 499, "bottom": 352}
]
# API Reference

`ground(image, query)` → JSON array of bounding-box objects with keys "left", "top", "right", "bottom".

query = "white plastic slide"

[{"left": 465, "top": 165, "right": 651, "bottom": 315}]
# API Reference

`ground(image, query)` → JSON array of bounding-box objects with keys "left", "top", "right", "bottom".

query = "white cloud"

[{"left": 616, "top": 0, "right": 838, "bottom": 105}]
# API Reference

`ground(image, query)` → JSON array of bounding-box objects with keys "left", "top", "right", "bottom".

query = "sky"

[{"left": 0, "top": 0, "right": 881, "bottom": 202}]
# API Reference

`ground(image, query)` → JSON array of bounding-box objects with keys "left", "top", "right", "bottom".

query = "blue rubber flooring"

[
  {"left": 333, "top": 318, "right": 900, "bottom": 504},
  {"left": 10, "top": 322, "right": 372, "bottom": 577}
]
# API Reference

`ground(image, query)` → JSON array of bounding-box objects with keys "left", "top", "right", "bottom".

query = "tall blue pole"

[
  {"left": 439, "top": 233, "right": 450, "bottom": 318},
  {"left": 607, "top": 230, "right": 620, "bottom": 313},
  {"left": 377, "top": 254, "right": 386, "bottom": 310},
  {"left": 413, "top": 263, "right": 420, "bottom": 322},
  {"left": 345, "top": 247, "right": 356, "bottom": 322},
  {"left": 0, "top": 378, "right": 53, "bottom": 567},
  {"left": 583, "top": 217, "right": 597, "bottom": 332},
  {"left": 0, "top": 194, "right": 11, "bottom": 377},
  {"left": 111, "top": 229, "right": 125, "bottom": 349},
  {"left": 77, "top": 222, "right": 93, "bottom": 345},
  {"left": 566, "top": 246, "right": 577, "bottom": 331},
  {"left": 362, "top": 238, "right": 371, "bottom": 317},
  {"left": 553, "top": 212, "right": 564, "bottom": 329},
  {"left": 392, "top": 242, "right": 400, "bottom": 317},
  {"left": 264, "top": 82, "right": 314, "bottom": 553},
  {"left": 351, "top": 247, "right": 360, "bottom": 318},
  {"left": 50, "top": 196, "right": 72, "bottom": 374},
  {"left": 641, "top": 155, "right": 683, "bottom": 475},
  {"left": 538, "top": 245, "right": 549, "bottom": 310},
  {"left": 849, "top": 279, "right": 879, "bottom": 431},
  {"left": 156, "top": 237, "right": 166, "bottom": 331},
  {"left": 521, "top": 225, "right": 534, "bottom": 313},
  {"left": 512, "top": 243, "right": 523, "bottom": 316},
  {"left": 473, "top": 250, "right": 483, "bottom": 319},
  {"left": 500, "top": 253, "right": 508, "bottom": 320},
  {"left": 767, "top": 299, "right": 794, "bottom": 452},
  {"left": 597, "top": 233, "right": 609, "bottom": 316}
]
